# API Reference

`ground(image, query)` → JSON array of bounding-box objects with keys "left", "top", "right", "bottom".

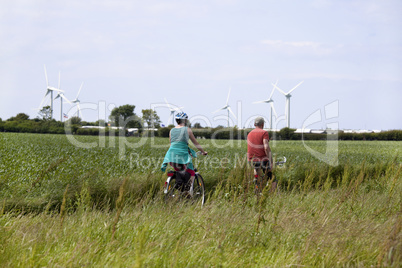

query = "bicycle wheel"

[
  {"left": 192, "top": 173, "right": 205, "bottom": 206},
  {"left": 164, "top": 176, "right": 182, "bottom": 203}
]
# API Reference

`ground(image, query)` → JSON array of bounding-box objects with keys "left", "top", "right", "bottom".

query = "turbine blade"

[
  {"left": 288, "top": 81, "right": 304, "bottom": 94},
  {"left": 58, "top": 71, "right": 61, "bottom": 90},
  {"left": 269, "top": 80, "right": 278, "bottom": 99},
  {"left": 173, "top": 106, "right": 184, "bottom": 111},
  {"left": 164, "top": 98, "right": 173, "bottom": 110},
  {"left": 253, "top": 100, "right": 268, "bottom": 104},
  {"left": 225, "top": 87, "right": 231, "bottom": 105},
  {"left": 227, "top": 106, "right": 237, "bottom": 120},
  {"left": 213, "top": 107, "right": 225, "bottom": 114},
  {"left": 61, "top": 94, "right": 71, "bottom": 104},
  {"left": 38, "top": 94, "right": 47, "bottom": 109},
  {"left": 272, "top": 83, "right": 286, "bottom": 95},
  {"left": 39, "top": 97, "right": 51, "bottom": 110},
  {"left": 44, "top": 64, "right": 49, "bottom": 86},
  {"left": 76, "top": 82, "right": 83, "bottom": 99}
]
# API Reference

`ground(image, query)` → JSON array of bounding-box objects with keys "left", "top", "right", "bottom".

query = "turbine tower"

[
  {"left": 71, "top": 82, "right": 84, "bottom": 119},
  {"left": 164, "top": 98, "right": 183, "bottom": 125},
  {"left": 54, "top": 91, "right": 71, "bottom": 122},
  {"left": 38, "top": 65, "right": 63, "bottom": 119},
  {"left": 272, "top": 81, "right": 303, "bottom": 128},
  {"left": 253, "top": 81, "right": 278, "bottom": 130},
  {"left": 213, "top": 87, "right": 236, "bottom": 127},
  {"left": 52, "top": 71, "right": 71, "bottom": 122}
]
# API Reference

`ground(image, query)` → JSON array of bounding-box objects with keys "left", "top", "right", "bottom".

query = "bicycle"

[
  {"left": 253, "top": 156, "right": 287, "bottom": 193},
  {"left": 163, "top": 153, "right": 206, "bottom": 206}
]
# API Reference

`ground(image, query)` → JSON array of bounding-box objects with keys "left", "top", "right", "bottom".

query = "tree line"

[
  {"left": 1, "top": 105, "right": 401, "bottom": 140},
  {"left": 0, "top": 104, "right": 161, "bottom": 135}
]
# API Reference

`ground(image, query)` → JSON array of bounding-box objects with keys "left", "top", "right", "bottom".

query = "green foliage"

[
  {"left": 141, "top": 109, "right": 161, "bottom": 128},
  {"left": 109, "top": 104, "right": 142, "bottom": 129},
  {"left": 65, "top": 116, "right": 82, "bottom": 126},
  {"left": 156, "top": 126, "right": 173, "bottom": 137},
  {"left": 38, "top": 106, "right": 52, "bottom": 121},
  {"left": 279, "top": 127, "right": 296, "bottom": 140},
  {"left": 75, "top": 128, "right": 123, "bottom": 136},
  {"left": 95, "top": 119, "right": 107, "bottom": 127},
  {"left": 0, "top": 118, "right": 64, "bottom": 134},
  {"left": 193, "top": 122, "right": 203, "bottom": 128},
  {"left": 0, "top": 133, "right": 401, "bottom": 266},
  {"left": 7, "top": 113, "right": 30, "bottom": 121}
]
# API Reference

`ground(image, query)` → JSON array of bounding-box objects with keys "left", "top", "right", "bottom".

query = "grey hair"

[{"left": 254, "top": 117, "right": 265, "bottom": 126}]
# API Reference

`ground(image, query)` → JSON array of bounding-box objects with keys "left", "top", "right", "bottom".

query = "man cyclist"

[{"left": 247, "top": 117, "right": 277, "bottom": 192}]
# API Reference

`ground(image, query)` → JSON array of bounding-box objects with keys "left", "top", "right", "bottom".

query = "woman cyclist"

[{"left": 161, "top": 112, "right": 207, "bottom": 191}]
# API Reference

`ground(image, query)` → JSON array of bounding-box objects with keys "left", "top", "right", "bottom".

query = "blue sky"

[{"left": 0, "top": 0, "right": 401, "bottom": 130}]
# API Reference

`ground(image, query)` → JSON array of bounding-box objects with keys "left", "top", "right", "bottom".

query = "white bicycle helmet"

[{"left": 175, "top": 112, "right": 188, "bottom": 120}]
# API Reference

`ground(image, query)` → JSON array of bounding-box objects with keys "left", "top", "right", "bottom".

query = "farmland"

[{"left": 0, "top": 132, "right": 401, "bottom": 267}]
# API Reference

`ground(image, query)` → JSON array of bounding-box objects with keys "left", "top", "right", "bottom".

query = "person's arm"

[
  {"left": 263, "top": 139, "right": 272, "bottom": 169},
  {"left": 188, "top": 128, "right": 207, "bottom": 155}
]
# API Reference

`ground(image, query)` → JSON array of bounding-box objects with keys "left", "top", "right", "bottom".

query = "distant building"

[
  {"left": 342, "top": 129, "right": 383, "bottom": 134},
  {"left": 263, "top": 128, "right": 281, "bottom": 132},
  {"left": 355, "top": 129, "right": 372, "bottom": 134},
  {"left": 326, "top": 129, "right": 339, "bottom": 135},
  {"left": 311, "top": 129, "right": 325, "bottom": 134},
  {"left": 295, "top": 128, "right": 311, "bottom": 134},
  {"left": 127, "top": 128, "right": 139, "bottom": 134},
  {"left": 81, "top": 126, "right": 123, "bottom": 130}
]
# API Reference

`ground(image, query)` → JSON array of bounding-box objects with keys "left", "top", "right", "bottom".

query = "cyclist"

[
  {"left": 161, "top": 112, "right": 207, "bottom": 192},
  {"left": 247, "top": 117, "right": 277, "bottom": 191}
]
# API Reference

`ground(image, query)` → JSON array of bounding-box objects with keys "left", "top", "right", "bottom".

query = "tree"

[
  {"left": 142, "top": 109, "right": 161, "bottom": 128},
  {"left": 65, "top": 116, "right": 82, "bottom": 126},
  {"left": 109, "top": 104, "right": 142, "bottom": 129},
  {"left": 7, "top": 113, "right": 29, "bottom": 121},
  {"left": 95, "top": 119, "right": 107, "bottom": 127},
  {"left": 38, "top": 106, "right": 52, "bottom": 121},
  {"left": 193, "top": 122, "right": 203, "bottom": 129},
  {"left": 279, "top": 127, "right": 296, "bottom": 140}
]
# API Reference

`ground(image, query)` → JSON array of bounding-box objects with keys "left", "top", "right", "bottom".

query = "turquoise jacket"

[{"left": 161, "top": 127, "right": 197, "bottom": 172}]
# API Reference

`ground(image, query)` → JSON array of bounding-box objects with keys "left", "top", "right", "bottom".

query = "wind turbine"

[
  {"left": 164, "top": 98, "right": 183, "bottom": 125},
  {"left": 213, "top": 87, "right": 237, "bottom": 127},
  {"left": 54, "top": 91, "right": 71, "bottom": 122},
  {"left": 71, "top": 82, "right": 84, "bottom": 119},
  {"left": 52, "top": 71, "right": 72, "bottom": 122},
  {"left": 272, "top": 81, "right": 304, "bottom": 128},
  {"left": 253, "top": 80, "right": 278, "bottom": 130},
  {"left": 38, "top": 65, "right": 64, "bottom": 119}
]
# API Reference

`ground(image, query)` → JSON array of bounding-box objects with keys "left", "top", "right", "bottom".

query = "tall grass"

[
  {"left": 0, "top": 133, "right": 401, "bottom": 266},
  {"left": 0, "top": 161, "right": 400, "bottom": 266}
]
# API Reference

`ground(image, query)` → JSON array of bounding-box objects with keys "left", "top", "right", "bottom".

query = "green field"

[{"left": 0, "top": 132, "right": 401, "bottom": 267}]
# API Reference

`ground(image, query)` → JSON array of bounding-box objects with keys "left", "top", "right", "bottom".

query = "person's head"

[
  {"left": 175, "top": 112, "right": 188, "bottom": 125},
  {"left": 254, "top": 117, "right": 265, "bottom": 128}
]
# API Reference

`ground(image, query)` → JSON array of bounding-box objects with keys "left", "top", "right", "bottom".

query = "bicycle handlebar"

[{"left": 274, "top": 156, "right": 287, "bottom": 167}]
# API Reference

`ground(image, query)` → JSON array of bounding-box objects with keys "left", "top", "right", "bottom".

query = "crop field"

[{"left": 0, "top": 132, "right": 401, "bottom": 267}]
